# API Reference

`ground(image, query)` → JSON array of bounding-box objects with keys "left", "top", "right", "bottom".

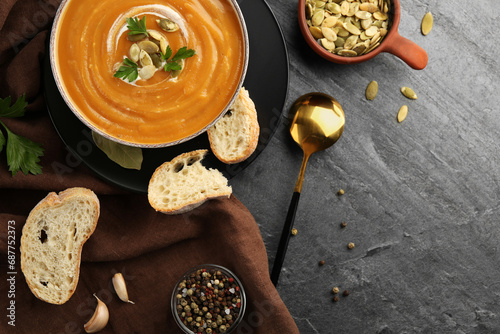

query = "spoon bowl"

[
  {"left": 271, "top": 92, "right": 345, "bottom": 285},
  {"left": 289, "top": 92, "right": 345, "bottom": 155}
]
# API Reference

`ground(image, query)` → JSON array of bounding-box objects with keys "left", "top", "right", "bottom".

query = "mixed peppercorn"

[{"left": 174, "top": 267, "right": 243, "bottom": 333}]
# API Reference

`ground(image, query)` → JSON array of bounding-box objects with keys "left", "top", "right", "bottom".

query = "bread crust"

[
  {"left": 148, "top": 150, "right": 232, "bottom": 214},
  {"left": 20, "top": 187, "right": 100, "bottom": 304},
  {"left": 207, "top": 87, "right": 260, "bottom": 164}
]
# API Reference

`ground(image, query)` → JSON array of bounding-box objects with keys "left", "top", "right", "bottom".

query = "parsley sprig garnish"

[
  {"left": 161, "top": 45, "right": 196, "bottom": 72},
  {"left": 113, "top": 58, "right": 139, "bottom": 82},
  {"left": 0, "top": 95, "right": 44, "bottom": 176},
  {"left": 114, "top": 16, "right": 196, "bottom": 81},
  {"left": 126, "top": 16, "right": 149, "bottom": 36}
]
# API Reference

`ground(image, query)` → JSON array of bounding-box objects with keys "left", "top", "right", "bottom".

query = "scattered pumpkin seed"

[
  {"left": 421, "top": 12, "right": 433, "bottom": 36},
  {"left": 365, "top": 81, "right": 378, "bottom": 100},
  {"left": 127, "top": 33, "right": 146, "bottom": 42},
  {"left": 401, "top": 86, "right": 417, "bottom": 100},
  {"left": 138, "top": 65, "right": 156, "bottom": 80},
  {"left": 397, "top": 105, "right": 408, "bottom": 123},
  {"left": 129, "top": 44, "right": 140, "bottom": 63},
  {"left": 157, "top": 18, "right": 179, "bottom": 32},
  {"left": 305, "top": 0, "right": 391, "bottom": 57},
  {"left": 138, "top": 40, "right": 159, "bottom": 54}
]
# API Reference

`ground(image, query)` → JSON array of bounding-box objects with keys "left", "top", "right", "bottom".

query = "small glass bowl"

[{"left": 171, "top": 264, "right": 247, "bottom": 334}]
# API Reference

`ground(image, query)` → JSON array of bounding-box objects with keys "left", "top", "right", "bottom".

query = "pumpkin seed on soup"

[
  {"left": 139, "top": 49, "right": 153, "bottom": 67},
  {"left": 138, "top": 65, "right": 156, "bottom": 80},
  {"left": 127, "top": 33, "right": 146, "bottom": 42},
  {"left": 157, "top": 18, "right": 179, "bottom": 32},
  {"left": 138, "top": 40, "right": 159, "bottom": 54},
  {"left": 150, "top": 53, "right": 163, "bottom": 68},
  {"left": 129, "top": 44, "right": 140, "bottom": 62}
]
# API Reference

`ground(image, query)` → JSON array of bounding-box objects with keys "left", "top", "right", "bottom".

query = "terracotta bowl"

[{"left": 298, "top": 0, "right": 428, "bottom": 70}]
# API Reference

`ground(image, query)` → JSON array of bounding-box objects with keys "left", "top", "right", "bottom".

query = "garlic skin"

[
  {"left": 84, "top": 295, "right": 109, "bottom": 333},
  {"left": 112, "top": 273, "right": 135, "bottom": 304}
]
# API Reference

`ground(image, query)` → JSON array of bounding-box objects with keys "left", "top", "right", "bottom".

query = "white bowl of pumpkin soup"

[{"left": 50, "top": 0, "right": 248, "bottom": 147}]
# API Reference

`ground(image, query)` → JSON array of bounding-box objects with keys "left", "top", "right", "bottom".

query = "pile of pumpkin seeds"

[
  {"left": 124, "top": 18, "right": 180, "bottom": 80},
  {"left": 305, "top": 0, "right": 391, "bottom": 57}
]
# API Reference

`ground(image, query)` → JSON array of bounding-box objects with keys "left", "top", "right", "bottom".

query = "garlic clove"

[
  {"left": 84, "top": 294, "right": 109, "bottom": 333},
  {"left": 112, "top": 273, "right": 135, "bottom": 304}
]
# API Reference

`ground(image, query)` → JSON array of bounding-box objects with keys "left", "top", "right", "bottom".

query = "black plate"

[{"left": 43, "top": 0, "right": 289, "bottom": 193}]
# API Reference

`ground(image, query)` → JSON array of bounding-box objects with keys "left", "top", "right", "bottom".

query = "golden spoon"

[{"left": 271, "top": 92, "right": 345, "bottom": 286}]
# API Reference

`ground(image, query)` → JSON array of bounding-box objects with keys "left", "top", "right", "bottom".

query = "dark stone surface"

[{"left": 231, "top": 0, "right": 500, "bottom": 332}]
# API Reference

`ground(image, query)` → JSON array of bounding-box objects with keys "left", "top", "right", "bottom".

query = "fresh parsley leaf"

[
  {"left": 0, "top": 130, "right": 5, "bottom": 154},
  {"left": 164, "top": 61, "right": 182, "bottom": 72},
  {"left": 161, "top": 46, "right": 196, "bottom": 73},
  {"left": 126, "top": 16, "right": 149, "bottom": 36},
  {"left": 114, "top": 58, "right": 139, "bottom": 82},
  {"left": 0, "top": 94, "right": 28, "bottom": 118},
  {"left": 161, "top": 45, "right": 173, "bottom": 61},
  {"left": 0, "top": 120, "right": 44, "bottom": 176},
  {"left": 171, "top": 47, "right": 196, "bottom": 62}
]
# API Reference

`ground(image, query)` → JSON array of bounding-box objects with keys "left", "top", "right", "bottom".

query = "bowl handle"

[{"left": 384, "top": 32, "right": 428, "bottom": 70}]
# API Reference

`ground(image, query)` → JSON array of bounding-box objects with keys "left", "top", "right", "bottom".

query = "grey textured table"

[{"left": 231, "top": 0, "right": 500, "bottom": 333}]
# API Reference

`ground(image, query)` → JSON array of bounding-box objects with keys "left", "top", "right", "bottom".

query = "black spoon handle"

[{"left": 270, "top": 191, "right": 301, "bottom": 286}]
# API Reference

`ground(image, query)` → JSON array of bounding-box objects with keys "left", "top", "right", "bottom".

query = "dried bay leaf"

[{"left": 92, "top": 131, "right": 143, "bottom": 170}]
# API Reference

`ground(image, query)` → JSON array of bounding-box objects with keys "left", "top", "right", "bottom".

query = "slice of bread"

[
  {"left": 207, "top": 87, "right": 260, "bottom": 164},
  {"left": 148, "top": 149, "right": 232, "bottom": 214},
  {"left": 20, "top": 188, "right": 100, "bottom": 305}
]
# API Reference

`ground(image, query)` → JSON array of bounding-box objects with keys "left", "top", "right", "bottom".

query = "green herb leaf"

[
  {"left": 114, "top": 58, "right": 139, "bottom": 82},
  {"left": 164, "top": 61, "right": 182, "bottom": 72},
  {"left": 126, "top": 16, "right": 149, "bottom": 36},
  {"left": 0, "top": 94, "right": 28, "bottom": 118},
  {"left": 171, "top": 46, "right": 196, "bottom": 62},
  {"left": 161, "top": 46, "right": 196, "bottom": 73},
  {"left": 92, "top": 131, "right": 143, "bottom": 170},
  {"left": 0, "top": 130, "right": 5, "bottom": 154},
  {"left": 161, "top": 45, "right": 173, "bottom": 61},
  {"left": 0, "top": 121, "right": 44, "bottom": 176}
]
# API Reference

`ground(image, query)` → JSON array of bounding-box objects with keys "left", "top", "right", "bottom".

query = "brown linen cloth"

[{"left": 0, "top": 1, "right": 299, "bottom": 333}]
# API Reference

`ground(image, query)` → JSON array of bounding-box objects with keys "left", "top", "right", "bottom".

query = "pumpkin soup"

[{"left": 51, "top": 0, "right": 247, "bottom": 146}]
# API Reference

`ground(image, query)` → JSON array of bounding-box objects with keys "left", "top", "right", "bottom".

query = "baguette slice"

[
  {"left": 207, "top": 87, "right": 260, "bottom": 164},
  {"left": 148, "top": 149, "right": 232, "bottom": 214},
  {"left": 20, "top": 188, "right": 100, "bottom": 305}
]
